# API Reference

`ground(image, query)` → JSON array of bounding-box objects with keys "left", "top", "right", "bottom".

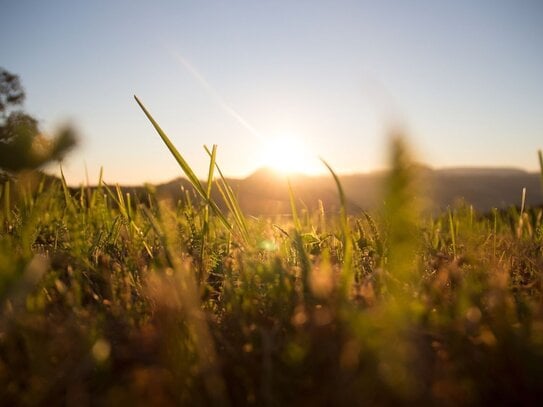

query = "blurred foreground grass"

[{"left": 1, "top": 105, "right": 543, "bottom": 405}]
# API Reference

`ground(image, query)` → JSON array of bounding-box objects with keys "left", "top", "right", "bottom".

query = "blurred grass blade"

[
  {"left": 286, "top": 178, "right": 311, "bottom": 298},
  {"left": 2, "top": 181, "right": 10, "bottom": 222},
  {"left": 294, "top": 230, "right": 312, "bottom": 300},
  {"left": 154, "top": 202, "right": 228, "bottom": 404},
  {"left": 448, "top": 208, "right": 457, "bottom": 258},
  {"left": 382, "top": 136, "right": 421, "bottom": 296},
  {"left": 520, "top": 187, "right": 526, "bottom": 216},
  {"left": 538, "top": 149, "right": 543, "bottom": 193},
  {"left": 288, "top": 179, "right": 302, "bottom": 232}
]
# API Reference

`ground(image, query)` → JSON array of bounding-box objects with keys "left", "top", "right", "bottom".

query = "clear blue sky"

[{"left": 2, "top": 0, "right": 542, "bottom": 184}]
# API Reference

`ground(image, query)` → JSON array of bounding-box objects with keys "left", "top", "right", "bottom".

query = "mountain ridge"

[{"left": 148, "top": 166, "right": 542, "bottom": 215}]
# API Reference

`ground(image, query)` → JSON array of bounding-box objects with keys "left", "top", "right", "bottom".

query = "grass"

[{"left": 0, "top": 102, "right": 542, "bottom": 405}]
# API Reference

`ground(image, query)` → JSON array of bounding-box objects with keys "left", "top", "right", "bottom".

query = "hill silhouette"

[{"left": 150, "top": 166, "right": 543, "bottom": 215}]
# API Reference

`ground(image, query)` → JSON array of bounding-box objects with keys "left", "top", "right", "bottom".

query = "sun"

[{"left": 259, "top": 134, "right": 321, "bottom": 175}]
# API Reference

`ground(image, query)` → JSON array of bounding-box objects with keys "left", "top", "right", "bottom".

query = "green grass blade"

[
  {"left": 2, "top": 181, "right": 10, "bottom": 223},
  {"left": 294, "top": 230, "right": 312, "bottom": 300},
  {"left": 203, "top": 144, "right": 218, "bottom": 233},
  {"left": 287, "top": 179, "right": 302, "bottom": 232},
  {"left": 134, "top": 95, "right": 203, "bottom": 193},
  {"left": 205, "top": 145, "right": 217, "bottom": 199},
  {"left": 199, "top": 144, "right": 218, "bottom": 281},
  {"left": 59, "top": 165, "right": 76, "bottom": 214},
  {"left": 204, "top": 145, "right": 249, "bottom": 243},
  {"left": 320, "top": 158, "right": 348, "bottom": 229},
  {"left": 134, "top": 95, "right": 232, "bottom": 233},
  {"left": 320, "top": 158, "right": 353, "bottom": 296},
  {"left": 102, "top": 182, "right": 123, "bottom": 214},
  {"left": 381, "top": 136, "right": 421, "bottom": 297},
  {"left": 448, "top": 207, "right": 457, "bottom": 258}
]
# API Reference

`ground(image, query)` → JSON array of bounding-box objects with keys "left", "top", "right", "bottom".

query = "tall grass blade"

[
  {"left": 204, "top": 145, "right": 249, "bottom": 243},
  {"left": 448, "top": 208, "right": 457, "bottom": 258},
  {"left": 493, "top": 208, "right": 498, "bottom": 262},
  {"left": 285, "top": 178, "right": 312, "bottom": 298},
  {"left": 2, "top": 181, "right": 10, "bottom": 223},
  {"left": 134, "top": 96, "right": 232, "bottom": 232},
  {"left": 320, "top": 158, "right": 353, "bottom": 297},
  {"left": 59, "top": 165, "right": 76, "bottom": 214},
  {"left": 520, "top": 187, "right": 526, "bottom": 216},
  {"left": 205, "top": 145, "right": 217, "bottom": 200},
  {"left": 294, "top": 230, "right": 312, "bottom": 300},
  {"left": 287, "top": 179, "right": 302, "bottom": 232},
  {"left": 538, "top": 149, "right": 543, "bottom": 193},
  {"left": 199, "top": 144, "right": 218, "bottom": 281}
]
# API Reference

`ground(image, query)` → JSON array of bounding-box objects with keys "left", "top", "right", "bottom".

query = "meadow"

[{"left": 1, "top": 98, "right": 542, "bottom": 406}]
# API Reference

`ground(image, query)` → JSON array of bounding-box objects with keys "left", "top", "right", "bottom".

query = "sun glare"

[{"left": 259, "top": 134, "right": 322, "bottom": 175}]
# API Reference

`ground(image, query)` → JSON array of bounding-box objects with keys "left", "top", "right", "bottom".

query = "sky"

[{"left": 1, "top": 0, "right": 542, "bottom": 184}]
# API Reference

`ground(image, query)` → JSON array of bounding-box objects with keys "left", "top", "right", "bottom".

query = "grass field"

[{"left": 1, "top": 102, "right": 543, "bottom": 405}]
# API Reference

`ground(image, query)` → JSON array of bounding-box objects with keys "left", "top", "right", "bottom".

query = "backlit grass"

[{"left": 0, "top": 101, "right": 542, "bottom": 405}]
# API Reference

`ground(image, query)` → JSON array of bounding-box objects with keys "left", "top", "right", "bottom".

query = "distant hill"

[
  {"left": 152, "top": 167, "right": 543, "bottom": 215},
  {"left": 425, "top": 168, "right": 542, "bottom": 211}
]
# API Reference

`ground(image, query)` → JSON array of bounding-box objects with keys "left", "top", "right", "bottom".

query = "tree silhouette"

[
  {"left": 0, "top": 68, "right": 76, "bottom": 180},
  {"left": 0, "top": 69, "right": 25, "bottom": 115}
]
